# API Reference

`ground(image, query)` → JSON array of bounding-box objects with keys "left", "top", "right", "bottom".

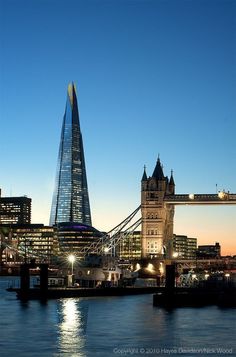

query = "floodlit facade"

[
  {"left": 50, "top": 83, "right": 91, "bottom": 226},
  {"left": 141, "top": 158, "right": 175, "bottom": 258}
]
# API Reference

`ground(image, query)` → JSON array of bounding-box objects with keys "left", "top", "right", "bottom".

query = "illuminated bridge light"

[
  {"left": 218, "top": 191, "right": 225, "bottom": 199},
  {"left": 135, "top": 263, "right": 141, "bottom": 271},
  {"left": 147, "top": 263, "right": 154, "bottom": 272}
]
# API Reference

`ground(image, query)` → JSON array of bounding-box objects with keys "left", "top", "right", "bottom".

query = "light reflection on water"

[
  {"left": 56, "top": 299, "right": 87, "bottom": 356},
  {"left": 0, "top": 278, "right": 236, "bottom": 357}
]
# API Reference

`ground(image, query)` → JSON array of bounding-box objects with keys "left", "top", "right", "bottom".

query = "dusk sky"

[{"left": 0, "top": 0, "right": 235, "bottom": 255}]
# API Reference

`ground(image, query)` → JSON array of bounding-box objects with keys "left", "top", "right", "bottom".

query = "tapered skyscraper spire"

[{"left": 50, "top": 83, "right": 92, "bottom": 226}]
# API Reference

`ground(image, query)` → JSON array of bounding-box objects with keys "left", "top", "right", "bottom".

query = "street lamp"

[
  {"left": 68, "top": 254, "right": 75, "bottom": 275},
  {"left": 172, "top": 252, "right": 179, "bottom": 258},
  {"left": 104, "top": 247, "right": 109, "bottom": 254}
]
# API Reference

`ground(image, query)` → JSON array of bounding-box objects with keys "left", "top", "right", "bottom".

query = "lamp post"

[
  {"left": 225, "top": 273, "right": 230, "bottom": 286},
  {"left": 172, "top": 252, "right": 178, "bottom": 287},
  {"left": 104, "top": 247, "right": 109, "bottom": 254},
  {"left": 68, "top": 254, "right": 75, "bottom": 275}
]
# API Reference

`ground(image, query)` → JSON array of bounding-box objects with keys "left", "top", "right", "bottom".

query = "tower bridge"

[
  {"left": 81, "top": 157, "right": 235, "bottom": 261},
  {"left": 141, "top": 157, "right": 236, "bottom": 259}
]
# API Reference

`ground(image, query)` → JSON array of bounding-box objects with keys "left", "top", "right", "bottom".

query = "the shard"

[{"left": 50, "top": 83, "right": 92, "bottom": 226}]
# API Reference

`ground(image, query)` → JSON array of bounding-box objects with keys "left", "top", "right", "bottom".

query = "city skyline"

[{"left": 0, "top": 0, "right": 235, "bottom": 255}]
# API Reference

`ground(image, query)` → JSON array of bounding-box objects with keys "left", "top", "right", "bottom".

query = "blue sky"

[{"left": 0, "top": 0, "right": 235, "bottom": 254}]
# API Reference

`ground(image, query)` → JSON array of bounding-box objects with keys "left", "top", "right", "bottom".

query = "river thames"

[{"left": 0, "top": 277, "right": 235, "bottom": 357}]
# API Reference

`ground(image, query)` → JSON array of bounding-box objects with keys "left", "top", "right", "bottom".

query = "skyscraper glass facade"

[{"left": 50, "top": 83, "right": 92, "bottom": 226}]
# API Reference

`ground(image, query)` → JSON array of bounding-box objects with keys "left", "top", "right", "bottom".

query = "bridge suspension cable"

[
  {"left": 99, "top": 217, "right": 142, "bottom": 256},
  {"left": 80, "top": 205, "right": 141, "bottom": 256},
  {"left": 2, "top": 206, "right": 142, "bottom": 261}
]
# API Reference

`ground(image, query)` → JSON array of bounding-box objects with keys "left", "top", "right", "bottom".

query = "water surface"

[{"left": 0, "top": 277, "right": 235, "bottom": 356}]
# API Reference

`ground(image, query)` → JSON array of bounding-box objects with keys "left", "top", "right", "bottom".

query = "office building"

[
  {"left": 0, "top": 224, "right": 59, "bottom": 264},
  {"left": 50, "top": 83, "right": 91, "bottom": 226},
  {"left": 197, "top": 242, "right": 221, "bottom": 259},
  {"left": 0, "top": 192, "right": 31, "bottom": 225},
  {"left": 56, "top": 222, "right": 103, "bottom": 258},
  {"left": 173, "top": 234, "right": 197, "bottom": 259},
  {"left": 117, "top": 231, "right": 142, "bottom": 260}
]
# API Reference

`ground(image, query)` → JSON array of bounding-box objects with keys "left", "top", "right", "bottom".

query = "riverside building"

[
  {"left": 0, "top": 224, "right": 58, "bottom": 265},
  {"left": 197, "top": 242, "right": 221, "bottom": 259},
  {"left": 173, "top": 234, "right": 197, "bottom": 259},
  {"left": 116, "top": 231, "right": 142, "bottom": 260},
  {"left": 56, "top": 222, "right": 103, "bottom": 259}
]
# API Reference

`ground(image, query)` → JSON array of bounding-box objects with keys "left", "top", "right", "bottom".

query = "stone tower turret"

[
  {"left": 168, "top": 170, "right": 175, "bottom": 195},
  {"left": 141, "top": 158, "right": 175, "bottom": 258}
]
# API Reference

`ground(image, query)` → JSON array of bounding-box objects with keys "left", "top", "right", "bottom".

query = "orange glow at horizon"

[
  {"left": 174, "top": 205, "right": 236, "bottom": 256},
  {"left": 32, "top": 199, "right": 236, "bottom": 256}
]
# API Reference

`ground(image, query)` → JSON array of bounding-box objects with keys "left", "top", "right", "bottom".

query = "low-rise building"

[
  {"left": 173, "top": 234, "right": 197, "bottom": 259},
  {"left": 0, "top": 224, "right": 59, "bottom": 264},
  {"left": 197, "top": 242, "right": 221, "bottom": 259}
]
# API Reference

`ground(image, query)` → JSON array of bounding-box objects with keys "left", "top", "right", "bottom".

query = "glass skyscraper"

[{"left": 50, "top": 83, "right": 92, "bottom": 226}]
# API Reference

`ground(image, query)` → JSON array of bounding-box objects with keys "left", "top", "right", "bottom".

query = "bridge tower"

[{"left": 141, "top": 158, "right": 175, "bottom": 258}]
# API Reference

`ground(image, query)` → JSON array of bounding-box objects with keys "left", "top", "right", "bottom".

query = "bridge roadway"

[
  {"left": 164, "top": 192, "right": 236, "bottom": 205},
  {"left": 173, "top": 257, "right": 236, "bottom": 270}
]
